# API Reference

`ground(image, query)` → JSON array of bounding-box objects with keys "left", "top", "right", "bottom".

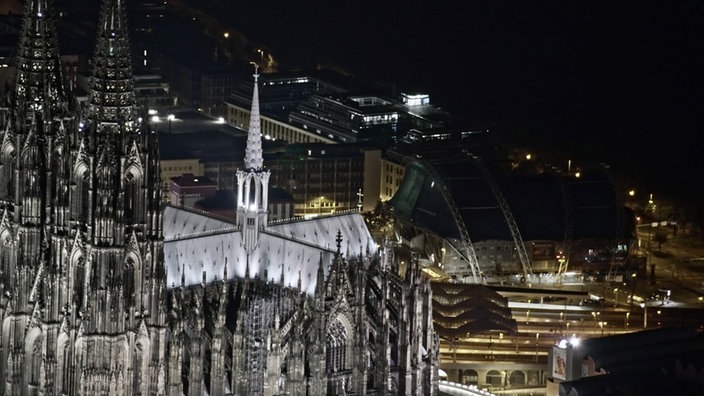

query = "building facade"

[
  {"left": 0, "top": 2, "right": 439, "bottom": 394},
  {"left": 386, "top": 131, "right": 636, "bottom": 281},
  {"left": 0, "top": 1, "right": 166, "bottom": 393}
]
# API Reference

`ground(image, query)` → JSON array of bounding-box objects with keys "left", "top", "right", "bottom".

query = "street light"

[
  {"left": 535, "top": 333, "right": 540, "bottom": 362},
  {"left": 167, "top": 114, "right": 175, "bottom": 134},
  {"left": 613, "top": 288, "right": 619, "bottom": 307},
  {"left": 629, "top": 272, "right": 638, "bottom": 311}
]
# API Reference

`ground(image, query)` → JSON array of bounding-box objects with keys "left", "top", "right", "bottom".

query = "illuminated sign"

[{"left": 551, "top": 345, "right": 567, "bottom": 380}]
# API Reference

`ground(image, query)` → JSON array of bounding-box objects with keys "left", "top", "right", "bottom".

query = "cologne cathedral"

[{"left": 0, "top": 1, "right": 438, "bottom": 395}]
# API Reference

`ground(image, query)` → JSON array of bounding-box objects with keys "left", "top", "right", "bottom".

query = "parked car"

[{"left": 580, "top": 298, "right": 604, "bottom": 307}]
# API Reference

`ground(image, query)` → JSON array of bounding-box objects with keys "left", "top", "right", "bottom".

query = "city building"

[
  {"left": 429, "top": 282, "right": 554, "bottom": 390},
  {"left": 264, "top": 143, "right": 382, "bottom": 216},
  {"left": 547, "top": 327, "right": 704, "bottom": 396},
  {"left": 225, "top": 72, "right": 340, "bottom": 144},
  {"left": 0, "top": 2, "right": 439, "bottom": 394},
  {"left": 225, "top": 70, "right": 452, "bottom": 147},
  {"left": 169, "top": 173, "right": 218, "bottom": 208},
  {"left": 386, "top": 131, "right": 637, "bottom": 281},
  {"left": 0, "top": 1, "right": 166, "bottom": 394},
  {"left": 159, "top": 130, "right": 383, "bottom": 215}
]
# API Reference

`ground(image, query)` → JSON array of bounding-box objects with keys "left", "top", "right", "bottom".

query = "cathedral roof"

[{"left": 163, "top": 206, "right": 376, "bottom": 295}]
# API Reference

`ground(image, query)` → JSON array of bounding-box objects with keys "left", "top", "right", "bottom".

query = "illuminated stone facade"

[{"left": 0, "top": 1, "right": 438, "bottom": 394}]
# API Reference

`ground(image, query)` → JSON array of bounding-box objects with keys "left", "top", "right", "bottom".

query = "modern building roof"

[
  {"left": 157, "top": 118, "right": 254, "bottom": 163},
  {"left": 170, "top": 174, "right": 216, "bottom": 188},
  {"left": 578, "top": 327, "right": 704, "bottom": 372},
  {"left": 194, "top": 189, "right": 236, "bottom": 211},
  {"left": 391, "top": 143, "right": 635, "bottom": 243},
  {"left": 559, "top": 327, "right": 704, "bottom": 396},
  {"left": 156, "top": 109, "right": 247, "bottom": 136}
]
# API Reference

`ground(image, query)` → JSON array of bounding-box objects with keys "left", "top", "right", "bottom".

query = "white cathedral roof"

[
  {"left": 163, "top": 206, "right": 376, "bottom": 294},
  {"left": 163, "top": 205, "right": 236, "bottom": 239}
]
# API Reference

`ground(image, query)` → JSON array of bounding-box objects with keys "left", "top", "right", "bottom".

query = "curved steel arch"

[
  {"left": 469, "top": 154, "right": 532, "bottom": 278},
  {"left": 419, "top": 161, "right": 482, "bottom": 283}
]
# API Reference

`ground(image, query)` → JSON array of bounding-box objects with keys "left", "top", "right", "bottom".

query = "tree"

[
  {"left": 363, "top": 200, "right": 394, "bottom": 239},
  {"left": 652, "top": 230, "right": 668, "bottom": 251}
]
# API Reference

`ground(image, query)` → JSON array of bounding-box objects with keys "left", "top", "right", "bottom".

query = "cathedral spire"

[
  {"left": 244, "top": 63, "right": 263, "bottom": 170},
  {"left": 236, "top": 64, "right": 270, "bottom": 254},
  {"left": 13, "top": 0, "right": 65, "bottom": 117},
  {"left": 89, "top": 0, "right": 136, "bottom": 129}
]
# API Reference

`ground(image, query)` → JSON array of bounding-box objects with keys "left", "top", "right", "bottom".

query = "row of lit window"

[{"left": 162, "top": 165, "right": 195, "bottom": 172}]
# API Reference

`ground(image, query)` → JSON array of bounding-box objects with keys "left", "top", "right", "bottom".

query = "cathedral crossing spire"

[
  {"left": 244, "top": 63, "right": 263, "bottom": 170},
  {"left": 237, "top": 65, "right": 271, "bottom": 253}
]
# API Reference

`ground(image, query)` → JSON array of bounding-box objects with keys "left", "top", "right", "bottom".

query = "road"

[{"left": 636, "top": 227, "right": 704, "bottom": 305}]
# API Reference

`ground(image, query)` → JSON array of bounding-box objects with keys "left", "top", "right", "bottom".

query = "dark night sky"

[
  {"left": 49, "top": 0, "right": 704, "bottom": 206},
  {"left": 217, "top": 0, "right": 703, "bottom": 204}
]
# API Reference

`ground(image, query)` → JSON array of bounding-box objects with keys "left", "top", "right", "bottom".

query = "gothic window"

[
  {"left": 71, "top": 170, "right": 89, "bottom": 222},
  {"left": 133, "top": 343, "right": 144, "bottom": 391},
  {"left": 27, "top": 336, "right": 42, "bottom": 386},
  {"left": 0, "top": 230, "right": 11, "bottom": 288},
  {"left": 124, "top": 257, "right": 136, "bottom": 306},
  {"left": 124, "top": 176, "right": 140, "bottom": 223},
  {"left": 59, "top": 340, "right": 70, "bottom": 394},
  {"left": 182, "top": 342, "right": 191, "bottom": 395},
  {"left": 325, "top": 319, "right": 347, "bottom": 373},
  {"left": 73, "top": 256, "right": 85, "bottom": 304},
  {"left": 0, "top": 160, "right": 12, "bottom": 199}
]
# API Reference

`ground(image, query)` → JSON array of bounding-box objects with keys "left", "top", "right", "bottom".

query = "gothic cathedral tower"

[
  {"left": 236, "top": 66, "right": 270, "bottom": 254},
  {"left": 0, "top": 0, "right": 167, "bottom": 394}
]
